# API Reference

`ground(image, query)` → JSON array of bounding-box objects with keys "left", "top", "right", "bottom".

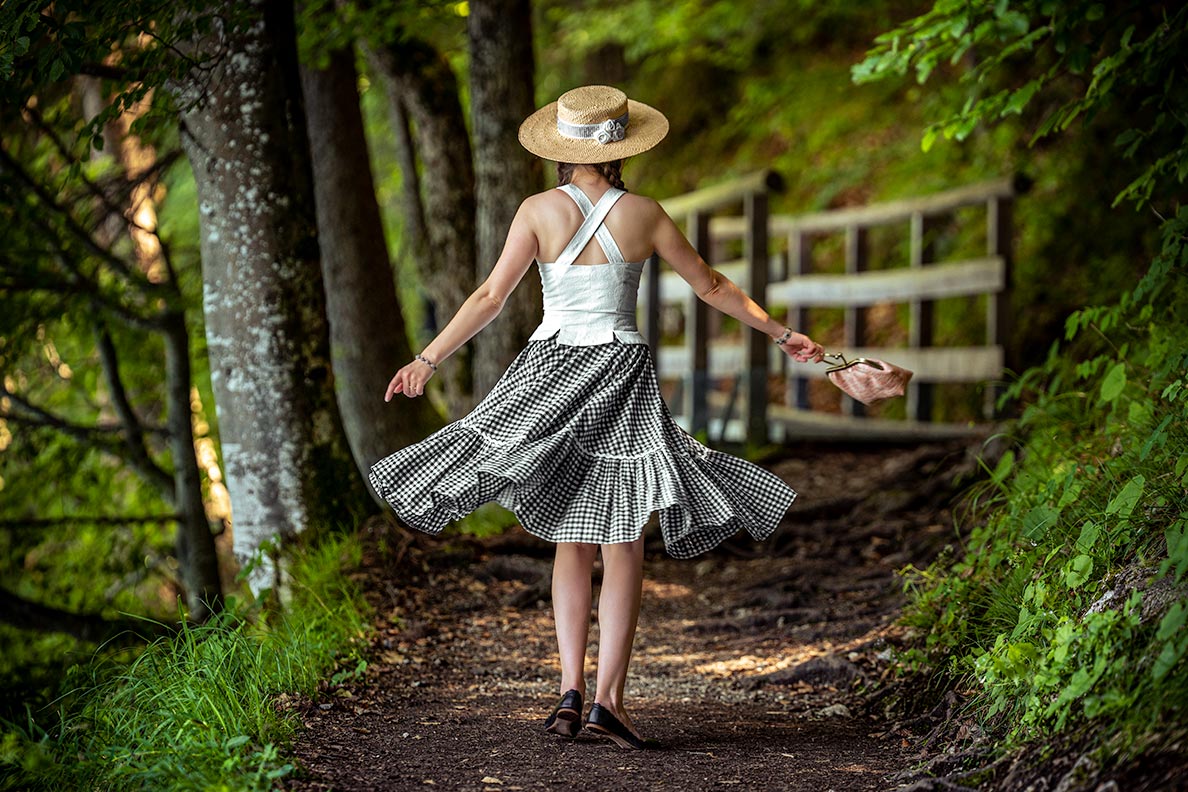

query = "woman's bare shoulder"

[
  {"left": 618, "top": 191, "right": 663, "bottom": 220},
  {"left": 525, "top": 187, "right": 588, "bottom": 214}
]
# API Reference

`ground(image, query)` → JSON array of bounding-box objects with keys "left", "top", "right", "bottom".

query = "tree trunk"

[
  {"left": 171, "top": 0, "right": 369, "bottom": 595},
  {"left": 366, "top": 35, "right": 478, "bottom": 417},
  {"left": 163, "top": 310, "right": 223, "bottom": 618},
  {"left": 467, "top": 0, "right": 543, "bottom": 398},
  {"left": 299, "top": 44, "right": 444, "bottom": 477}
]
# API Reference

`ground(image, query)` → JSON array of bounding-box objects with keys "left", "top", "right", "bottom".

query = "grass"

[{"left": 0, "top": 531, "right": 372, "bottom": 791}]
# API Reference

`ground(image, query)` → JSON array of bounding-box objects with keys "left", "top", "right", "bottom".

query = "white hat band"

[{"left": 556, "top": 112, "right": 630, "bottom": 145}]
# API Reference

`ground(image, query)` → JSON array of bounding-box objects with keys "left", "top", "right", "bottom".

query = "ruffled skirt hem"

[{"left": 368, "top": 423, "right": 795, "bottom": 559}]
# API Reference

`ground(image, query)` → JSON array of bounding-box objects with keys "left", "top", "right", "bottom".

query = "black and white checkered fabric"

[{"left": 369, "top": 334, "right": 796, "bottom": 558}]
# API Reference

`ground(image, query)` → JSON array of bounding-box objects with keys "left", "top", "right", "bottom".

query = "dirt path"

[{"left": 284, "top": 442, "right": 974, "bottom": 791}]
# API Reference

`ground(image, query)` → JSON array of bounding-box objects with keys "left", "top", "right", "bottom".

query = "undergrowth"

[
  {"left": 0, "top": 531, "right": 372, "bottom": 791},
  {"left": 898, "top": 208, "right": 1188, "bottom": 756}
]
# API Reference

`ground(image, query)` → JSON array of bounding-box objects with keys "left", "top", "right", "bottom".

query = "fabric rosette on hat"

[{"left": 518, "top": 85, "right": 669, "bottom": 163}]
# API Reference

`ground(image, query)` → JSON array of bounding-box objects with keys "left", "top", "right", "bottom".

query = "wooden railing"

[{"left": 648, "top": 171, "right": 1025, "bottom": 443}]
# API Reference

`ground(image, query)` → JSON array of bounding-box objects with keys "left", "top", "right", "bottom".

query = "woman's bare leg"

[
  {"left": 552, "top": 542, "right": 598, "bottom": 697},
  {"left": 593, "top": 537, "right": 646, "bottom": 736}
]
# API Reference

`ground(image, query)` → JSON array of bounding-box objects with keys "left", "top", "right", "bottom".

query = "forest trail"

[{"left": 284, "top": 441, "right": 978, "bottom": 791}]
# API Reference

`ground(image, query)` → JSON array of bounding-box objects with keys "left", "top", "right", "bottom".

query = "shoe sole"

[
  {"left": 584, "top": 722, "right": 644, "bottom": 750},
  {"left": 544, "top": 708, "right": 581, "bottom": 738}
]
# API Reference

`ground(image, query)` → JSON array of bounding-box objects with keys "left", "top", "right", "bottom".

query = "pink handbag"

[{"left": 823, "top": 353, "right": 914, "bottom": 405}]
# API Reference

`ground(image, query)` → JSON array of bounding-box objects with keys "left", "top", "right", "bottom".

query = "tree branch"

[
  {"left": 0, "top": 221, "right": 167, "bottom": 331},
  {"left": 0, "top": 141, "right": 161, "bottom": 292},
  {"left": 77, "top": 62, "right": 134, "bottom": 81},
  {"left": 23, "top": 103, "right": 186, "bottom": 253},
  {"left": 0, "top": 586, "right": 175, "bottom": 645},
  {"left": 0, "top": 390, "right": 170, "bottom": 455},
  {"left": 92, "top": 317, "right": 177, "bottom": 498}
]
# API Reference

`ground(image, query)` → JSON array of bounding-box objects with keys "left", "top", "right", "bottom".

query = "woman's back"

[{"left": 528, "top": 185, "right": 661, "bottom": 266}]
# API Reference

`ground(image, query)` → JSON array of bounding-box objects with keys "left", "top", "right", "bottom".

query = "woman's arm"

[
  {"left": 385, "top": 200, "right": 539, "bottom": 401},
  {"left": 651, "top": 203, "right": 824, "bottom": 363}
]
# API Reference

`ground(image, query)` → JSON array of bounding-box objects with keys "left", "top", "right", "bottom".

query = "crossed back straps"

[{"left": 553, "top": 184, "right": 627, "bottom": 266}]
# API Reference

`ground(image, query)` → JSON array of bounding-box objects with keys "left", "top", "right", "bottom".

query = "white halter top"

[{"left": 527, "top": 184, "right": 651, "bottom": 347}]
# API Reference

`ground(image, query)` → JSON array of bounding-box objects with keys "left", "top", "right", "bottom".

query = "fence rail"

[{"left": 644, "top": 171, "right": 1025, "bottom": 444}]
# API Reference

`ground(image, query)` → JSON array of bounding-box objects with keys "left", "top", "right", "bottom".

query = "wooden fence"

[{"left": 648, "top": 171, "right": 1025, "bottom": 443}]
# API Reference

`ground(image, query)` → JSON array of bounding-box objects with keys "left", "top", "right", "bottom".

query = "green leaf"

[
  {"left": 1076, "top": 520, "right": 1101, "bottom": 553},
  {"left": 1064, "top": 554, "right": 1094, "bottom": 589},
  {"left": 1099, "top": 363, "right": 1127, "bottom": 403},
  {"left": 1140, "top": 414, "right": 1173, "bottom": 460},
  {"left": 1023, "top": 505, "right": 1059, "bottom": 541},
  {"left": 1157, "top": 603, "right": 1185, "bottom": 642},
  {"left": 1106, "top": 475, "right": 1145, "bottom": 519},
  {"left": 991, "top": 449, "right": 1015, "bottom": 484},
  {"left": 1153, "top": 638, "right": 1185, "bottom": 681},
  {"left": 1003, "top": 79, "right": 1041, "bottom": 116},
  {"left": 921, "top": 126, "right": 940, "bottom": 152}
]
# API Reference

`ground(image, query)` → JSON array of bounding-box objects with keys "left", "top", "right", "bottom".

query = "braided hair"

[{"left": 557, "top": 161, "right": 626, "bottom": 191}]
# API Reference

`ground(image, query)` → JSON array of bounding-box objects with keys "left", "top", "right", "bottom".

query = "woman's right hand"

[{"left": 384, "top": 358, "right": 436, "bottom": 402}]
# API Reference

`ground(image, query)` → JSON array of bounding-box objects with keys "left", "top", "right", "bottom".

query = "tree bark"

[
  {"left": 299, "top": 44, "right": 444, "bottom": 477},
  {"left": 467, "top": 0, "right": 543, "bottom": 398},
  {"left": 366, "top": 34, "right": 477, "bottom": 417},
  {"left": 171, "top": 0, "right": 369, "bottom": 594}
]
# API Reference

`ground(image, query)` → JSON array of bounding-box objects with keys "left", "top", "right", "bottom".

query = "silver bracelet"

[
  {"left": 415, "top": 353, "right": 438, "bottom": 372},
  {"left": 773, "top": 327, "right": 794, "bottom": 346}
]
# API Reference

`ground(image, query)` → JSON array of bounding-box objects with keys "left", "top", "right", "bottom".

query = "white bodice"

[{"left": 527, "top": 184, "right": 650, "bottom": 347}]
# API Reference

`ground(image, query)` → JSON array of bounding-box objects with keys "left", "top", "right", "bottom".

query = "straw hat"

[{"left": 518, "top": 85, "right": 669, "bottom": 164}]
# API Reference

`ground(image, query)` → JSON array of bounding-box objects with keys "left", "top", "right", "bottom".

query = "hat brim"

[{"left": 518, "top": 98, "right": 669, "bottom": 164}]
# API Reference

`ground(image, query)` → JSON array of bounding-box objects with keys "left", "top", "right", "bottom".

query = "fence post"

[
  {"left": 786, "top": 230, "right": 811, "bottom": 411},
  {"left": 687, "top": 211, "right": 711, "bottom": 437},
  {"left": 744, "top": 190, "right": 770, "bottom": 446},
  {"left": 907, "top": 211, "right": 936, "bottom": 422},
  {"left": 843, "top": 225, "right": 869, "bottom": 417},
  {"left": 986, "top": 196, "right": 1013, "bottom": 418}
]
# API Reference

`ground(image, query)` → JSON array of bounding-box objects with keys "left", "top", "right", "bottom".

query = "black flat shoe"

[
  {"left": 584, "top": 703, "right": 658, "bottom": 750},
  {"left": 543, "top": 689, "right": 583, "bottom": 738}
]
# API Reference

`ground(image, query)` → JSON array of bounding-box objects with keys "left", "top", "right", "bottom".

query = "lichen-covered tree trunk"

[
  {"left": 299, "top": 45, "right": 444, "bottom": 477},
  {"left": 467, "top": 0, "right": 543, "bottom": 398},
  {"left": 366, "top": 35, "right": 478, "bottom": 417},
  {"left": 171, "top": 0, "right": 369, "bottom": 594}
]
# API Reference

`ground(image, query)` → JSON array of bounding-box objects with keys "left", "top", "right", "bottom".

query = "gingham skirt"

[{"left": 368, "top": 335, "right": 797, "bottom": 558}]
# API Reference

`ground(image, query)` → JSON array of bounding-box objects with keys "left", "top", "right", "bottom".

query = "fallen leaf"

[{"left": 480, "top": 777, "right": 503, "bottom": 785}]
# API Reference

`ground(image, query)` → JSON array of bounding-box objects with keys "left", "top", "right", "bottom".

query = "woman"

[{"left": 370, "top": 85, "right": 824, "bottom": 751}]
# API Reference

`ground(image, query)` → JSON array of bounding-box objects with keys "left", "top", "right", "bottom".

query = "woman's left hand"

[
  {"left": 384, "top": 359, "right": 435, "bottom": 402},
  {"left": 778, "top": 332, "right": 825, "bottom": 364}
]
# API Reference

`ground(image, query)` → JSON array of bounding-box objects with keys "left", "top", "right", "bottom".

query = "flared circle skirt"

[{"left": 368, "top": 334, "right": 796, "bottom": 558}]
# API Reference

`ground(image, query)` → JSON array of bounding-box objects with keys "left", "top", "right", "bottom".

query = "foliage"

[
  {"left": 0, "top": 0, "right": 258, "bottom": 149},
  {"left": 850, "top": 0, "right": 1188, "bottom": 762},
  {"left": 0, "top": 79, "right": 220, "bottom": 635},
  {"left": 853, "top": 0, "right": 1188, "bottom": 209},
  {"left": 899, "top": 211, "right": 1188, "bottom": 743},
  {"left": 0, "top": 531, "right": 372, "bottom": 791}
]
